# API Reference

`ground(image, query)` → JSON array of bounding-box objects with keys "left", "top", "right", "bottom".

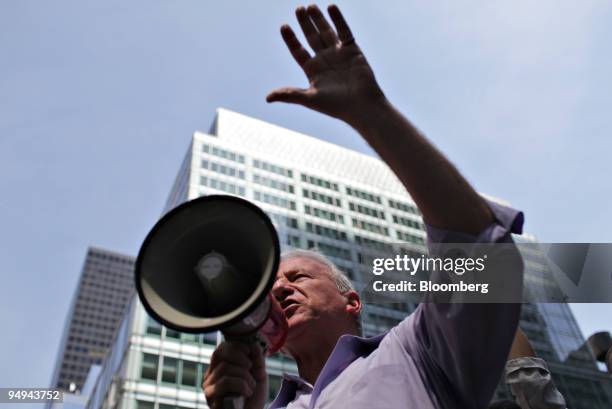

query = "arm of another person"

[{"left": 267, "top": 5, "right": 524, "bottom": 408}]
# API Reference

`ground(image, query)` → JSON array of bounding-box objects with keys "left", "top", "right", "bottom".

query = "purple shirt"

[{"left": 270, "top": 201, "right": 524, "bottom": 409}]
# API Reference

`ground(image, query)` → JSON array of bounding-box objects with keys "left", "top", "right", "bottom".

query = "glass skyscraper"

[
  {"left": 49, "top": 247, "right": 135, "bottom": 393},
  {"left": 82, "top": 108, "right": 612, "bottom": 409}
]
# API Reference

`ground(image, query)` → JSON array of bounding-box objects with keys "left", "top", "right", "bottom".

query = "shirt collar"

[
  {"left": 268, "top": 332, "right": 387, "bottom": 409},
  {"left": 283, "top": 373, "right": 313, "bottom": 391}
]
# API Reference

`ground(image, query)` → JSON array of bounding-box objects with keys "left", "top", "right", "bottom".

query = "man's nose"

[{"left": 272, "top": 279, "right": 294, "bottom": 301}]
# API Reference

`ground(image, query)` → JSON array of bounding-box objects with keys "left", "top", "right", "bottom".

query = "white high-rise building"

[{"left": 83, "top": 108, "right": 612, "bottom": 409}]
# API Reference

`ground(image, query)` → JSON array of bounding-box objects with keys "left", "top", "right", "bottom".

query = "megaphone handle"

[
  {"left": 222, "top": 395, "right": 245, "bottom": 409},
  {"left": 219, "top": 334, "right": 259, "bottom": 409}
]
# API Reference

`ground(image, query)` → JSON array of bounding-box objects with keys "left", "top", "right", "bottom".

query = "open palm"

[{"left": 267, "top": 5, "right": 384, "bottom": 123}]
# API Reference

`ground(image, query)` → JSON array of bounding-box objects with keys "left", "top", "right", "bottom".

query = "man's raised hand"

[{"left": 266, "top": 5, "right": 385, "bottom": 125}]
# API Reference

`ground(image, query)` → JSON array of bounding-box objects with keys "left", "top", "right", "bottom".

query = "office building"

[
  {"left": 84, "top": 108, "right": 612, "bottom": 409},
  {"left": 50, "top": 247, "right": 135, "bottom": 393}
]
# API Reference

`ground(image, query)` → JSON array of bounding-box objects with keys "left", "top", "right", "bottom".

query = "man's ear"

[{"left": 345, "top": 290, "right": 362, "bottom": 318}]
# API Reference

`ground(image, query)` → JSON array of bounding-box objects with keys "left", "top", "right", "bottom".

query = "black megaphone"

[{"left": 135, "top": 194, "right": 287, "bottom": 358}]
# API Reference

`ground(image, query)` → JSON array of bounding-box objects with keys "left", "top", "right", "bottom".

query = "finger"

[
  {"left": 250, "top": 343, "right": 267, "bottom": 382},
  {"left": 204, "top": 376, "right": 253, "bottom": 402},
  {"left": 307, "top": 4, "right": 339, "bottom": 47},
  {"left": 280, "top": 25, "right": 311, "bottom": 68},
  {"left": 296, "top": 6, "right": 325, "bottom": 51},
  {"left": 227, "top": 340, "right": 251, "bottom": 355},
  {"left": 206, "top": 362, "right": 256, "bottom": 390},
  {"left": 328, "top": 4, "right": 355, "bottom": 44},
  {"left": 266, "top": 87, "right": 312, "bottom": 106},
  {"left": 210, "top": 342, "right": 252, "bottom": 368}
]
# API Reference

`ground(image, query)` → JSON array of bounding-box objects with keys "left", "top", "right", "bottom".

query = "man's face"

[{"left": 272, "top": 257, "right": 353, "bottom": 340}]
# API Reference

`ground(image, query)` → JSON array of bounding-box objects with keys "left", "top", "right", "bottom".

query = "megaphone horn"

[{"left": 134, "top": 195, "right": 287, "bottom": 353}]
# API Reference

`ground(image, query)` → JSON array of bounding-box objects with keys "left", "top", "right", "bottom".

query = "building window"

[
  {"left": 141, "top": 353, "right": 158, "bottom": 381},
  {"left": 201, "top": 159, "right": 245, "bottom": 179},
  {"left": 396, "top": 230, "right": 425, "bottom": 245},
  {"left": 392, "top": 214, "right": 422, "bottom": 230},
  {"left": 349, "top": 202, "right": 385, "bottom": 219},
  {"left": 269, "top": 213, "right": 299, "bottom": 229},
  {"left": 253, "top": 159, "right": 293, "bottom": 178},
  {"left": 304, "top": 205, "right": 344, "bottom": 223},
  {"left": 354, "top": 235, "right": 394, "bottom": 252},
  {"left": 369, "top": 312, "right": 401, "bottom": 329},
  {"left": 201, "top": 333, "right": 217, "bottom": 345},
  {"left": 136, "top": 400, "right": 155, "bottom": 409},
  {"left": 180, "top": 360, "right": 198, "bottom": 388},
  {"left": 204, "top": 145, "right": 245, "bottom": 164},
  {"left": 307, "top": 240, "right": 352, "bottom": 261},
  {"left": 165, "top": 328, "right": 180, "bottom": 339},
  {"left": 254, "top": 191, "right": 296, "bottom": 210},
  {"left": 253, "top": 174, "right": 294, "bottom": 194},
  {"left": 351, "top": 218, "right": 389, "bottom": 236},
  {"left": 305, "top": 222, "right": 348, "bottom": 241},
  {"left": 200, "top": 176, "right": 246, "bottom": 196},
  {"left": 146, "top": 317, "right": 161, "bottom": 336},
  {"left": 346, "top": 187, "right": 381, "bottom": 204},
  {"left": 302, "top": 189, "right": 341, "bottom": 207},
  {"left": 161, "top": 357, "right": 178, "bottom": 384},
  {"left": 287, "top": 235, "right": 301, "bottom": 248},
  {"left": 300, "top": 174, "right": 339, "bottom": 191},
  {"left": 180, "top": 333, "right": 198, "bottom": 343},
  {"left": 388, "top": 199, "right": 420, "bottom": 215}
]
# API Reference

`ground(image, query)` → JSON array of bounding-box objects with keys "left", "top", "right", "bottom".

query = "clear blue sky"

[{"left": 1, "top": 0, "right": 611, "bottom": 392}]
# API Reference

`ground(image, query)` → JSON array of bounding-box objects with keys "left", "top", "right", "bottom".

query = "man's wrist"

[{"left": 345, "top": 95, "right": 393, "bottom": 134}]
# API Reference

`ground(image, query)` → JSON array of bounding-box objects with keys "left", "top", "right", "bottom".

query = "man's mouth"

[{"left": 280, "top": 299, "right": 300, "bottom": 317}]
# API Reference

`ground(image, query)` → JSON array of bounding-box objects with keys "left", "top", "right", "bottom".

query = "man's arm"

[
  {"left": 268, "top": 6, "right": 524, "bottom": 407},
  {"left": 267, "top": 4, "right": 493, "bottom": 236}
]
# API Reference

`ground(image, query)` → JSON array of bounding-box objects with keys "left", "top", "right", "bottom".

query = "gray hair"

[
  {"left": 281, "top": 249, "right": 354, "bottom": 293},
  {"left": 280, "top": 248, "right": 361, "bottom": 334}
]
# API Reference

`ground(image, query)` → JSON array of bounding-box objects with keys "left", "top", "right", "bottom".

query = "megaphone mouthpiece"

[{"left": 195, "top": 251, "right": 231, "bottom": 282}]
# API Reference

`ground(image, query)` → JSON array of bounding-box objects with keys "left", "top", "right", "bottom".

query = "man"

[{"left": 203, "top": 4, "right": 524, "bottom": 408}]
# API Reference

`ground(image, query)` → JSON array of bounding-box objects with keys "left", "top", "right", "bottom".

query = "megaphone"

[{"left": 135, "top": 194, "right": 288, "bottom": 362}]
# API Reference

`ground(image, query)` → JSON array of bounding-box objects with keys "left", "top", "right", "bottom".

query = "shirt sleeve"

[
  {"left": 391, "top": 200, "right": 525, "bottom": 408},
  {"left": 505, "top": 357, "right": 567, "bottom": 409}
]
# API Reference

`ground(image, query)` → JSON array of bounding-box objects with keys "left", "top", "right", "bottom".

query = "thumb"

[{"left": 266, "top": 87, "right": 312, "bottom": 105}]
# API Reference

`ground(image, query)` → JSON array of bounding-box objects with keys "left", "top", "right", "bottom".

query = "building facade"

[
  {"left": 50, "top": 247, "right": 135, "bottom": 393},
  {"left": 84, "top": 109, "right": 612, "bottom": 409}
]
